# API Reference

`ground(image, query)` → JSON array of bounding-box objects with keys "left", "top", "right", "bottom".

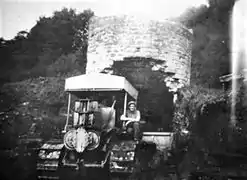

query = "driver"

[{"left": 120, "top": 101, "right": 141, "bottom": 140}]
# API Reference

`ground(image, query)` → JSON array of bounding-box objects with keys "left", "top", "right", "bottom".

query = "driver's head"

[{"left": 128, "top": 101, "right": 136, "bottom": 112}]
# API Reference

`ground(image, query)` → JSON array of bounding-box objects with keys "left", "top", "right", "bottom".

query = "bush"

[
  {"left": 46, "top": 51, "right": 85, "bottom": 76},
  {"left": 173, "top": 85, "right": 225, "bottom": 134},
  {"left": 172, "top": 82, "right": 247, "bottom": 178}
]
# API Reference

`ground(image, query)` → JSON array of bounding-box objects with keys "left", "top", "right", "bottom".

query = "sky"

[{"left": 0, "top": 0, "right": 208, "bottom": 40}]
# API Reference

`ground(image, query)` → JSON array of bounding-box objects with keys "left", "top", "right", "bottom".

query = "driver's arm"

[
  {"left": 120, "top": 111, "right": 141, "bottom": 122},
  {"left": 120, "top": 114, "right": 131, "bottom": 121}
]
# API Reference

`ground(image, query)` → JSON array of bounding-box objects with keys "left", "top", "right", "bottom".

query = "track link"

[{"left": 36, "top": 141, "right": 64, "bottom": 180}]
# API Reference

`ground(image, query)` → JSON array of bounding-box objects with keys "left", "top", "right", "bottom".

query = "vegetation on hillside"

[
  {"left": 172, "top": 0, "right": 234, "bottom": 88},
  {"left": 1, "top": 0, "right": 247, "bottom": 179},
  {"left": 171, "top": 81, "right": 247, "bottom": 178},
  {"left": 0, "top": 8, "right": 93, "bottom": 83}
]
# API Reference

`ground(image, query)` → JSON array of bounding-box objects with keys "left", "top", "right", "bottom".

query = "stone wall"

[{"left": 86, "top": 15, "right": 193, "bottom": 90}]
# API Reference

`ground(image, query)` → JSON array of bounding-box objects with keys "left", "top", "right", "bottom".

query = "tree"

[
  {"left": 0, "top": 8, "right": 94, "bottom": 81},
  {"left": 26, "top": 8, "right": 94, "bottom": 74},
  {"left": 72, "top": 9, "right": 94, "bottom": 70}
]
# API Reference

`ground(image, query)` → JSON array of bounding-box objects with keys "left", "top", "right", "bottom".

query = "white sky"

[{"left": 1, "top": 0, "right": 208, "bottom": 40}]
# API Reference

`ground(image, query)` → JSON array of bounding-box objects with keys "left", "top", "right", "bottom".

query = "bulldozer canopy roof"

[{"left": 65, "top": 73, "right": 138, "bottom": 100}]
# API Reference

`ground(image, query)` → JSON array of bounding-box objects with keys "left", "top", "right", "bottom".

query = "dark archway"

[{"left": 110, "top": 57, "right": 174, "bottom": 131}]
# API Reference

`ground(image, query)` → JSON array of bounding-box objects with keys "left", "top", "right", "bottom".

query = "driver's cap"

[{"left": 128, "top": 101, "right": 136, "bottom": 106}]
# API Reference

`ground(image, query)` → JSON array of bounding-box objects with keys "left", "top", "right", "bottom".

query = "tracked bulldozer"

[{"left": 36, "top": 73, "right": 174, "bottom": 180}]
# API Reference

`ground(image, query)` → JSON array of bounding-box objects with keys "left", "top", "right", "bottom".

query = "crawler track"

[{"left": 36, "top": 141, "right": 63, "bottom": 180}]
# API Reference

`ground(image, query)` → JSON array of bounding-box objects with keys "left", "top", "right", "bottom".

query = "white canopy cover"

[{"left": 65, "top": 73, "right": 138, "bottom": 99}]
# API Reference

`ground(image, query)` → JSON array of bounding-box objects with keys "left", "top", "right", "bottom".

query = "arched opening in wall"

[{"left": 110, "top": 57, "right": 174, "bottom": 131}]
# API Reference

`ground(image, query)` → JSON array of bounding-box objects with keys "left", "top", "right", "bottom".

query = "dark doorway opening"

[{"left": 110, "top": 57, "right": 174, "bottom": 131}]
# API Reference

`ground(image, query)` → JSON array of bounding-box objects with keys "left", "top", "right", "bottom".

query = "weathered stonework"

[{"left": 86, "top": 15, "right": 193, "bottom": 91}]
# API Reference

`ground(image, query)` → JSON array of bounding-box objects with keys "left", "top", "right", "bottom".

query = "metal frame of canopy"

[
  {"left": 63, "top": 73, "right": 139, "bottom": 132},
  {"left": 65, "top": 73, "right": 138, "bottom": 98}
]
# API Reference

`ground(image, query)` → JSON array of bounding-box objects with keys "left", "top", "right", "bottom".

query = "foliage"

[
  {"left": 3, "top": 77, "right": 65, "bottom": 105},
  {"left": 173, "top": 85, "right": 226, "bottom": 133},
  {"left": 170, "top": 0, "right": 235, "bottom": 88},
  {"left": 0, "top": 8, "right": 94, "bottom": 82},
  {"left": 172, "top": 81, "right": 247, "bottom": 178},
  {"left": 46, "top": 51, "right": 84, "bottom": 76}
]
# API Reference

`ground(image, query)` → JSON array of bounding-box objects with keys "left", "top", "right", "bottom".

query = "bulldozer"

[{"left": 36, "top": 73, "right": 174, "bottom": 180}]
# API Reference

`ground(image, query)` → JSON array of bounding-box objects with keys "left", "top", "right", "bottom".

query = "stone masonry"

[{"left": 86, "top": 15, "right": 193, "bottom": 92}]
